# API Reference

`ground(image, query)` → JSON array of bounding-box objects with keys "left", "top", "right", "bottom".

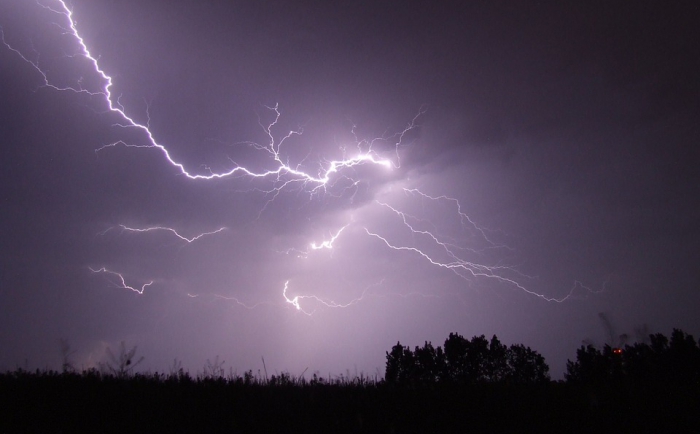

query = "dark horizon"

[{"left": 1, "top": 0, "right": 699, "bottom": 379}]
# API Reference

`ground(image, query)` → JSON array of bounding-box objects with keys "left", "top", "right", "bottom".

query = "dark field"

[{"left": 1, "top": 370, "right": 698, "bottom": 434}]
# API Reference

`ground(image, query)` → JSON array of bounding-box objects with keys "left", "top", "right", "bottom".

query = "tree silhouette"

[
  {"left": 566, "top": 328, "right": 700, "bottom": 385},
  {"left": 565, "top": 344, "right": 624, "bottom": 384},
  {"left": 444, "top": 332, "right": 485, "bottom": 383},
  {"left": 485, "top": 335, "right": 509, "bottom": 382},
  {"left": 385, "top": 332, "right": 549, "bottom": 385},
  {"left": 506, "top": 343, "right": 550, "bottom": 384},
  {"left": 102, "top": 341, "right": 144, "bottom": 378},
  {"left": 413, "top": 341, "right": 442, "bottom": 383},
  {"left": 384, "top": 342, "right": 403, "bottom": 383}
]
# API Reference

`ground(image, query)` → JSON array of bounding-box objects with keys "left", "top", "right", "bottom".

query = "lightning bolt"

[
  {"left": 275, "top": 224, "right": 350, "bottom": 258},
  {"left": 104, "top": 225, "right": 227, "bottom": 243},
  {"left": 402, "top": 188, "right": 510, "bottom": 250},
  {"left": 2, "top": 1, "right": 411, "bottom": 189},
  {"left": 89, "top": 267, "right": 153, "bottom": 295},
  {"left": 309, "top": 224, "right": 349, "bottom": 251},
  {"left": 282, "top": 280, "right": 373, "bottom": 315},
  {"left": 281, "top": 279, "right": 448, "bottom": 315},
  {"left": 184, "top": 293, "right": 273, "bottom": 311},
  {"left": 364, "top": 191, "right": 598, "bottom": 302},
  {"left": 3, "top": 0, "right": 600, "bottom": 311}
]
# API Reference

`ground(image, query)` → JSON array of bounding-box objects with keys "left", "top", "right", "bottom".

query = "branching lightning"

[
  {"left": 3, "top": 0, "right": 598, "bottom": 311},
  {"left": 89, "top": 267, "right": 153, "bottom": 295},
  {"left": 276, "top": 224, "right": 350, "bottom": 258},
  {"left": 105, "top": 225, "right": 227, "bottom": 243},
  {"left": 282, "top": 280, "right": 372, "bottom": 315},
  {"left": 309, "top": 224, "right": 349, "bottom": 251},
  {"left": 2, "top": 1, "right": 412, "bottom": 187},
  {"left": 402, "top": 188, "right": 510, "bottom": 251},
  {"left": 364, "top": 191, "right": 593, "bottom": 302}
]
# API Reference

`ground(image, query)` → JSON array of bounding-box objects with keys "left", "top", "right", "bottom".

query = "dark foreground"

[{"left": 1, "top": 370, "right": 698, "bottom": 434}]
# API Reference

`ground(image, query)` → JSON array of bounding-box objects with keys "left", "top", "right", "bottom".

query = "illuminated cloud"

[{"left": 0, "top": 0, "right": 696, "bottom": 379}]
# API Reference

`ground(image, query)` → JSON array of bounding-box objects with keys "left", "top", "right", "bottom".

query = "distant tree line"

[
  {"left": 386, "top": 328, "right": 700, "bottom": 387},
  {"left": 1, "top": 328, "right": 698, "bottom": 433},
  {"left": 385, "top": 333, "right": 549, "bottom": 385},
  {"left": 566, "top": 328, "right": 700, "bottom": 385}
]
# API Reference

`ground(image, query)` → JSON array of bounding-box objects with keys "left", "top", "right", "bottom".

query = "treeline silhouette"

[
  {"left": 385, "top": 333, "right": 549, "bottom": 385},
  {"left": 566, "top": 328, "right": 700, "bottom": 385},
  {"left": 1, "top": 329, "right": 698, "bottom": 433}
]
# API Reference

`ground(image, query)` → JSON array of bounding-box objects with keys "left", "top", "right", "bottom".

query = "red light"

[{"left": 613, "top": 348, "right": 623, "bottom": 355}]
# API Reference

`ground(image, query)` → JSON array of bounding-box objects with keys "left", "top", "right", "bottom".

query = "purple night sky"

[{"left": 1, "top": 0, "right": 698, "bottom": 379}]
